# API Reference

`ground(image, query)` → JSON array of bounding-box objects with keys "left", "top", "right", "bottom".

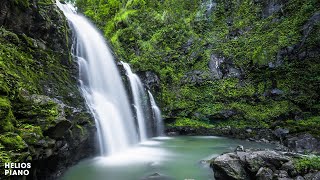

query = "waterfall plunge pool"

[{"left": 62, "top": 136, "right": 275, "bottom": 180}]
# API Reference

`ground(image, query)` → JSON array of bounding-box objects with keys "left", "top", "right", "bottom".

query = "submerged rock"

[{"left": 141, "top": 172, "right": 173, "bottom": 180}]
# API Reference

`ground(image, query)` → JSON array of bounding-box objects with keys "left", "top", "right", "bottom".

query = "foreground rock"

[{"left": 210, "top": 148, "right": 319, "bottom": 180}]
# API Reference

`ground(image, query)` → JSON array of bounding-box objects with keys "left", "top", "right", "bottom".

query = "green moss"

[
  {"left": 169, "top": 118, "right": 214, "bottom": 128},
  {"left": 294, "top": 156, "right": 320, "bottom": 173},
  {"left": 14, "top": 0, "right": 30, "bottom": 8},
  {"left": 229, "top": 100, "right": 292, "bottom": 121},
  {"left": 0, "top": 133, "right": 27, "bottom": 151},
  {"left": 75, "top": 124, "right": 84, "bottom": 135},
  {"left": 0, "top": 150, "right": 11, "bottom": 164},
  {"left": 17, "top": 124, "right": 43, "bottom": 144},
  {"left": 278, "top": 116, "right": 320, "bottom": 137}
]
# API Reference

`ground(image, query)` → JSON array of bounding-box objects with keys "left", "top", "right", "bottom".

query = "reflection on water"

[{"left": 62, "top": 136, "right": 274, "bottom": 180}]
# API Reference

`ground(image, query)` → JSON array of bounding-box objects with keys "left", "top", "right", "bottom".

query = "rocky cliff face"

[{"left": 0, "top": 0, "right": 96, "bottom": 179}]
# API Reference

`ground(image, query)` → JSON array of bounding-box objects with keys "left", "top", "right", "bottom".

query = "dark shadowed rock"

[
  {"left": 281, "top": 161, "right": 297, "bottom": 177},
  {"left": 44, "top": 120, "right": 72, "bottom": 138},
  {"left": 208, "top": 109, "right": 238, "bottom": 121},
  {"left": 256, "top": 167, "right": 273, "bottom": 180},
  {"left": 182, "top": 70, "right": 209, "bottom": 85},
  {"left": 259, "top": 0, "right": 283, "bottom": 18},
  {"left": 137, "top": 70, "right": 161, "bottom": 93},
  {"left": 263, "top": 88, "right": 284, "bottom": 97},
  {"left": 274, "top": 128, "right": 290, "bottom": 138},
  {"left": 304, "top": 172, "right": 320, "bottom": 180}
]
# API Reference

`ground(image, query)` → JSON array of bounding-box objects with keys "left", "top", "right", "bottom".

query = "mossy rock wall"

[
  {"left": 0, "top": 0, "right": 96, "bottom": 179},
  {"left": 76, "top": 0, "right": 320, "bottom": 137}
]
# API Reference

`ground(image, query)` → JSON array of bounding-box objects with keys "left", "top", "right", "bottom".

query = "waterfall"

[
  {"left": 121, "top": 62, "right": 148, "bottom": 141},
  {"left": 148, "top": 91, "right": 164, "bottom": 136},
  {"left": 56, "top": 1, "right": 138, "bottom": 155}
]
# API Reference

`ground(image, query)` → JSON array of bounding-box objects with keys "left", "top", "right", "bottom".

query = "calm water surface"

[{"left": 62, "top": 136, "right": 274, "bottom": 180}]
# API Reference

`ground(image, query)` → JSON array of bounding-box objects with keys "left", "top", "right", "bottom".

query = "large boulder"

[
  {"left": 210, "top": 148, "right": 318, "bottom": 180},
  {"left": 285, "top": 133, "right": 320, "bottom": 154},
  {"left": 211, "top": 153, "right": 250, "bottom": 180}
]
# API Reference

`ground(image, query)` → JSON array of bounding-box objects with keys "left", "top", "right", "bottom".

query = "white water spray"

[
  {"left": 148, "top": 91, "right": 164, "bottom": 136},
  {"left": 56, "top": 1, "right": 138, "bottom": 155},
  {"left": 121, "top": 62, "right": 148, "bottom": 141}
]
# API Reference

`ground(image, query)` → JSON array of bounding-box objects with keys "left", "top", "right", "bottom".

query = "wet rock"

[
  {"left": 137, "top": 70, "right": 160, "bottom": 90},
  {"left": 141, "top": 172, "right": 173, "bottom": 180},
  {"left": 256, "top": 167, "right": 273, "bottom": 180},
  {"left": 295, "top": 176, "right": 305, "bottom": 180},
  {"left": 208, "top": 109, "right": 238, "bottom": 121},
  {"left": 235, "top": 145, "right": 244, "bottom": 152},
  {"left": 271, "top": 89, "right": 284, "bottom": 96},
  {"left": 258, "top": 0, "right": 283, "bottom": 18},
  {"left": 273, "top": 170, "right": 289, "bottom": 179},
  {"left": 300, "top": 12, "right": 320, "bottom": 49},
  {"left": 44, "top": 120, "right": 72, "bottom": 139},
  {"left": 281, "top": 161, "right": 297, "bottom": 177},
  {"left": 208, "top": 54, "right": 241, "bottom": 79},
  {"left": 285, "top": 133, "right": 320, "bottom": 154},
  {"left": 304, "top": 171, "right": 320, "bottom": 180},
  {"left": 208, "top": 54, "right": 224, "bottom": 79},
  {"left": 244, "top": 150, "right": 290, "bottom": 172},
  {"left": 274, "top": 128, "right": 290, "bottom": 138},
  {"left": 210, "top": 149, "right": 296, "bottom": 180},
  {"left": 211, "top": 153, "right": 250, "bottom": 180},
  {"left": 263, "top": 88, "right": 284, "bottom": 97}
]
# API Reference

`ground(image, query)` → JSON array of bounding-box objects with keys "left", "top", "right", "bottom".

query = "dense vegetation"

[
  {"left": 76, "top": 0, "right": 320, "bottom": 137},
  {"left": 294, "top": 155, "right": 320, "bottom": 173}
]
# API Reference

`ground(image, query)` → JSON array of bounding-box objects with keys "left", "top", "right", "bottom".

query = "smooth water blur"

[
  {"left": 148, "top": 91, "right": 164, "bottom": 136},
  {"left": 56, "top": 1, "right": 137, "bottom": 155},
  {"left": 62, "top": 136, "right": 274, "bottom": 180},
  {"left": 121, "top": 62, "right": 148, "bottom": 141}
]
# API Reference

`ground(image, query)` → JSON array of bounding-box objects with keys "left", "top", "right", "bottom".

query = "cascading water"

[
  {"left": 121, "top": 62, "right": 148, "bottom": 141},
  {"left": 148, "top": 91, "right": 164, "bottom": 136},
  {"left": 56, "top": 1, "right": 138, "bottom": 155}
]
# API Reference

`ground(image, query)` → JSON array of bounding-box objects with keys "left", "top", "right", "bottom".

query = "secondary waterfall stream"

[
  {"left": 148, "top": 91, "right": 164, "bottom": 136},
  {"left": 121, "top": 62, "right": 148, "bottom": 141}
]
